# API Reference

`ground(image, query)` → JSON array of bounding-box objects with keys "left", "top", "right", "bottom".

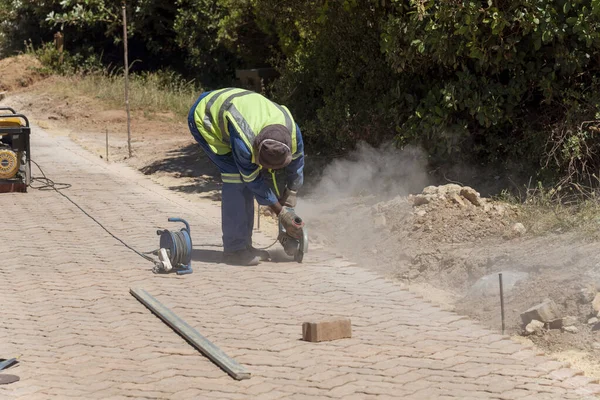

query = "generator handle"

[
  {"left": 0, "top": 113, "right": 29, "bottom": 127},
  {"left": 168, "top": 217, "right": 190, "bottom": 233},
  {"left": 0, "top": 107, "right": 16, "bottom": 114}
]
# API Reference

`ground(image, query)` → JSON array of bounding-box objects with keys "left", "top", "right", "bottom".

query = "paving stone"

[
  {"left": 0, "top": 126, "right": 597, "bottom": 399},
  {"left": 302, "top": 318, "right": 352, "bottom": 342}
]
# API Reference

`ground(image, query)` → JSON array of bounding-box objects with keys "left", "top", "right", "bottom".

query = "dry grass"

[
  {"left": 41, "top": 71, "right": 200, "bottom": 119},
  {"left": 499, "top": 183, "right": 600, "bottom": 239}
]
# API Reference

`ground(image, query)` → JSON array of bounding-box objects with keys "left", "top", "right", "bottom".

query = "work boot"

[
  {"left": 223, "top": 249, "right": 260, "bottom": 266},
  {"left": 248, "top": 245, "right": 271, "bottom": 261}
]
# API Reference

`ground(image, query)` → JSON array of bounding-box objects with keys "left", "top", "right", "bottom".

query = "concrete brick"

[
  {"left": 302, "top": 319, "right": 352, "bottom": 342},
  {"left": 521, "top": 299, "right": 560, "bottom": 324}
]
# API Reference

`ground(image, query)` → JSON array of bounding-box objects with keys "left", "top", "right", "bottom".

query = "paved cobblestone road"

[{"left": 0, "top": 127, "right": 599, "bottom": 399}]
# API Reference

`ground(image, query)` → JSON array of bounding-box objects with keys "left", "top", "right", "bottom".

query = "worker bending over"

[{"left": 188, "top": 88, "right": 305, "bottom": 266}]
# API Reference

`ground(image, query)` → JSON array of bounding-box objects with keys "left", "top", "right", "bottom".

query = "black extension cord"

[{"left": 29, "top": 159, "right": 157, "bottom": 264}]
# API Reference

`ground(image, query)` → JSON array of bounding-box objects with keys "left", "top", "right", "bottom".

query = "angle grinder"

[
  {"left": 277, "top": 215, "right": 308, "bottom": 263},
  {"left": 277, "top": 189, "right": 308, "bottom": 263}
]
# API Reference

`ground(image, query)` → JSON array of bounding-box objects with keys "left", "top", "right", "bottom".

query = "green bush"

[
  {"left": 235, "top": 0, "right": 600, "bottom": 184},
  {"left": 24, "top": 40, "right": 104, "bottom": 75},
  {"left": 382, "top": 0, "right": 600, "bottom": 178},
  {"left": 5, "top": 0, "right": 600, "bottom": 186}
]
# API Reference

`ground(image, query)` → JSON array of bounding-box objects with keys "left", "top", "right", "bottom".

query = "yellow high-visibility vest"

[{"left": 192, "top": 88, "right": 298, "bottom": 161}]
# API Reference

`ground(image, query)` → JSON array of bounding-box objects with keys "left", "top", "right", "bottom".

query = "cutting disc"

[{"left": 0, "top": 374, "right": 19, "bottom": 385}]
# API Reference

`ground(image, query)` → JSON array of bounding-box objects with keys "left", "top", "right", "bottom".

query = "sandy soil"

[
  {"left": 0, "top": 55, "right": 43, "bottom": 92},
  {"left": 4, "top": 65, "right": 600, "bottom": 378}
]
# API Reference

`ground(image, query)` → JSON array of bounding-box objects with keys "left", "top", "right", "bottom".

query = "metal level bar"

[
  {"left": 130, "top": 288, "right": 250, "bottom": 380},
  {"left": 0, "top": 358, "right": 16, "bottom": 371}
]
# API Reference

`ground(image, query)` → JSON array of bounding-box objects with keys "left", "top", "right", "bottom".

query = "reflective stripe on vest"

[
  {"left": 221, "top": 172, "right": 242, "bottom": 184},
  {"left": 193, "top": 88, "right": 298, "bottom": 158}
]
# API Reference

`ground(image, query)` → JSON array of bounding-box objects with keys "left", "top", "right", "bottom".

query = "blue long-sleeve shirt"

[{"left": 228, "top": 121, "right": 305, "bottom": 206}]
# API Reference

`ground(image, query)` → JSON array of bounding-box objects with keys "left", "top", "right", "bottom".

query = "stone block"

[
  {"left": 302, "top": 318, "right": 352, "bottom": 342},
  {"left": 521, "top": 299, "right": 560, "bottom": 325}
]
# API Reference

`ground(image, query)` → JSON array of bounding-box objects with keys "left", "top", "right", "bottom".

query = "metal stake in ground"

[
  {"left": 499, "top": 273, "right": 505, "bottom": 335},
  {"left": 122, "top": 3, "right": 132, "bottom": 158},
  {"left": 130, "top": 287, "right": 251, "bottom": 380}
]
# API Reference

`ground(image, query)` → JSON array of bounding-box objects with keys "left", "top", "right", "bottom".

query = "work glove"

[
  {"left": 279, "top": 188, "right": 298, "bottom": 208},
  {"left": 279, "top": 207, "right": 304, "bottom": 239}
]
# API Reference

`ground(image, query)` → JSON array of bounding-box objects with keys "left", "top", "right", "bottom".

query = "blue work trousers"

[{"left": 188, "top": 92, "right": 255, "bottom": 253}]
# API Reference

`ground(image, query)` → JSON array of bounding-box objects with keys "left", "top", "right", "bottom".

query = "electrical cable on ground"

[
  {"left": 254, "top": 238, "right": 278, "bottom": 250},
  {"left": 30, "top": 159, "right": 157, "bottom": 264}
]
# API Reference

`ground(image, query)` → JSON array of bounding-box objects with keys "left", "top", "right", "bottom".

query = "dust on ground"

[
  {"left": 4, "top": 68, "right": 600, "bottom": 379},
  {"left": 302, "top": 178, "right": 600, "bottom": 375}
]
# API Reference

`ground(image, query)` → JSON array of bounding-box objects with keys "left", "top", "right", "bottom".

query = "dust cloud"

[
  {"left": 296, "top": 142, "right": 430, "bottom": 268},
  {"left": 300, "top": 142, "right": 429, "bottom": 206}
]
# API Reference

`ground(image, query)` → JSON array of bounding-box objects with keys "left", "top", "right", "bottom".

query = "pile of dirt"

[
  {"left": 403, "top": 184, "right": 520, "bottom": 244},
  {"left": 302, "top": 184, "right": 521, "bottom": 287},
  {"left": 0, "top": 55, "right": 44, "bottom": 92}
]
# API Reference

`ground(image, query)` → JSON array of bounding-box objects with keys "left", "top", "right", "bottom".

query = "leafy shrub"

[
  {"left": 5, "top": 0, "right": 600, "bottom": 186},
  {"left": 24, "top": 40, "right": 103, "bottom": 75}
]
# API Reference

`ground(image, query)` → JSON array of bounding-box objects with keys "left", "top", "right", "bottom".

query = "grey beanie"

[{"left": 254, "top": 124, "right": 293, "bottom": 169}]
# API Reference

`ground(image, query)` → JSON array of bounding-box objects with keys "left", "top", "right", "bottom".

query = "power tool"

[
  {"left": 277, "top": 214, "right": 308, "bottom": 263},
  {"left": 277, "top": 189, "right": 308, "bottom": 263}
]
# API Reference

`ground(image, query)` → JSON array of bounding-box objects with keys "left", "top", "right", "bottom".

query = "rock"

[
  {"left": 421, "top": 184, "right": 463, "bottom": 198},
  {"left": 562, "top": 326, "right": 579, "bottom": 333},
  {"left": 562, "top": 316, "right": 578, "bottom": 327},
  {"left": 593, "top": 293, "right": 600, "bottom": 315},
  {"left": 593, "top": 342, "right": 600, "bottom": 350},
  {"left": 579, "top": 287, "right": 597, "bottom": 304},
  {"left": 460, "top": 187, "right": 483, "bottom": 207},
  {"left": 548, "top": 319, "right": 563, "bottom": 330},
  {"left": 521, "top": 299, "right": 561, "bottom": 325},
  {"left": 413, "top": 195, "right": 430, "bottom": 207},
  {"left": 415, "top": 210, "right": 427, "bottom": 217},
  {"left": 524, "top": 320, "right": 544, "bottom": 335},
  {"left": 588, "top": 317, "right": 598, "bottom": 325},
  {"left": 421, "top": 186, "right": 440, "bottom": 195},
  {"left": 512, "top": 223, "right": 527, "bottom": 236},
  {"left": 450, "top": 193, "right": 467, "bottom": 207},
  {"left": 438, "top": 184, "right": 463, "bottom": 195}
]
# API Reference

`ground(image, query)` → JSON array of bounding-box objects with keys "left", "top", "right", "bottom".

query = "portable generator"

[{"left": 0, "top": 107, "right": 31, "bottom": 192}]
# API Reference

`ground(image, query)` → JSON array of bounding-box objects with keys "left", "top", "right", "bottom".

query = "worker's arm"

[
  {"left": 285, "top": 124, "right": 305, "bottom": 191},
  {"left": 229, "top": 123, "right": 283, "bottom": 215},
  {"left": 278, "top": 124, "right": 305, "bottom": 207}
]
